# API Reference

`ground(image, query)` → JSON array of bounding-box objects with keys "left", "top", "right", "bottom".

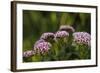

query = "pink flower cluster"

[
  {"left": 40, "top": 32, "right": 54, "bottom": 40},
  {"left": 23, "top": 50, "right": 35, "bottom": 57},
  {"left": 23, "top": 25, "right": 91, "bottom": 58},
  {"left": 55, "top": 31, "right": 69, "bottom": 38},
  {"left": 34, "top": 41, "right": 52, "bottom": 54},
  {"left": 73, "top": 32, "right": 91, "bottom": 46},
  {"left": 34, "top": 39, "right": 45, "bottom": 47}
]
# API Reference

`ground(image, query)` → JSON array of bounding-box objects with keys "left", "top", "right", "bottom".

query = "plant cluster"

[{"left": 23, "top": 25, "right": 91, "bottom": 62}]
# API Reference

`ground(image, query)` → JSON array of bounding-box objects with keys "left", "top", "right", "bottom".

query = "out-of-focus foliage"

[{"left": 23, "top": 10, "right": 91, "bottom": 62}]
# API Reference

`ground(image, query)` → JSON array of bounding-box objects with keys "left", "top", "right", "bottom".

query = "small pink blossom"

[
  {"left": 40, "top": 32, "right": 54, "bottom": 40},
  {"left": 55, "top": 31, "right": 69, "bottom": 38},
  {"left": 34, "top": 41, "right": 52, "bottom": 54},
  {"left": 23, "top": 50, "right": 35, "bottom": 57},
  {"left": 73, "top": 32, "right": 91, "bottom": 46}
]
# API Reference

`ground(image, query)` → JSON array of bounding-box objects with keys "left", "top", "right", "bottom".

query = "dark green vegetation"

[{"left": 23, "top": 10, "right": 91, "bottom": 62}]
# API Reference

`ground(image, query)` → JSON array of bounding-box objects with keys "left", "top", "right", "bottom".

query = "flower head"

[
  {"left": 23, "top": 50, "right": 35, "bottom": 57},
  {"left": 59, "top": 25, "right": 75, "bottom": 33},
  {"left": 55, "top": 31, "right": 69, "bottom": 38},
  {"left": 34, "top": 39, "right": 45, "bottom": 47},
  {"left": 73, "top": 32, "right": 91, "bottom": 46},
  {"left": 34, "top": 41, "right": 52, "bottom": 54},
  {"left": 40, "top": 32, "right": 54, "bottom": 41}
]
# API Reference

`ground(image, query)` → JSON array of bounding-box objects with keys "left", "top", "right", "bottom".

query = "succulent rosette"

[
  {"left": 33, "top": 41, "right": 52, "bottom": 54},
  {"left": 73, "top": 32, "right": 91, "bottom": 46}
]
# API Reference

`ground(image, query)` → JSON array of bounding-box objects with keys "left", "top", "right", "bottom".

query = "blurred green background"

[{"left": 23, "top": 10, "right": 91, "bottom": 57}]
